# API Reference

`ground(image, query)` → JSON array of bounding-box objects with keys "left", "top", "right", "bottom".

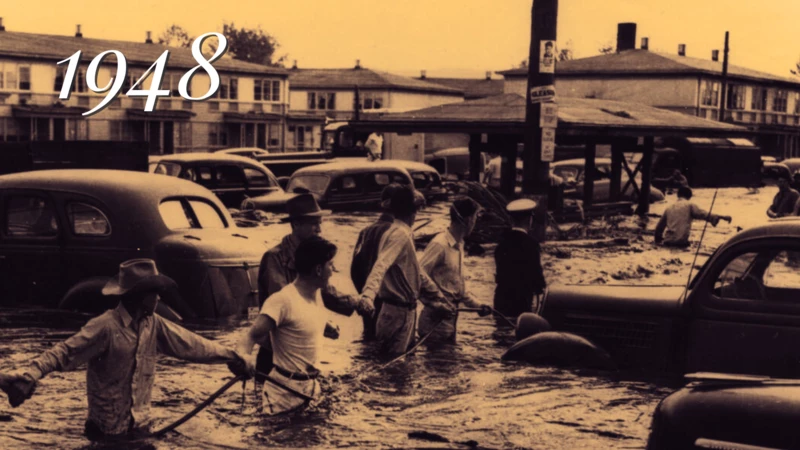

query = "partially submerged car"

[
  {"left": 552, "top": 158, "right": 665, "bottom": 203},
  {"left": 424, "top": 147, "right": 489, "bottom": 181},
  {"left": 149, "top": 153, "right": 284, "bottom": 209},
  {"left": 762, "top": 161, "right": 792, "bottom": 186},
  {"left": 0, "top": 170, "right": 263, "bottom": 319},
  {"left": 647, "top": 373, "right": 800, "bottom": 450},
  {"left": 242, "top": 160, "right": 416, "bottom": 212},
  {"left": 538, "top": 219, "right": 800, "bottom": 377}
]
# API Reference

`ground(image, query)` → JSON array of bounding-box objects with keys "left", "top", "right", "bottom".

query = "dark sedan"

[{"left": 0, "top": 170, "right": 264, "bottom": 319}]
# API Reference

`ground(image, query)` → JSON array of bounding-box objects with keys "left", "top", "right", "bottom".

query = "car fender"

[{"left": 59, "top": 277, "right": 187, "bottom": 321}]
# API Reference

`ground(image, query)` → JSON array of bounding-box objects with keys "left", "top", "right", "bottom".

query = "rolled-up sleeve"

[
  {"left": 361, "top": 227, "right": 406, "bottom": 302},
  {"left": 155, "top": 317, "right": 238, "bottom": 363},
  {"left": 27, "top": 316, "right": 109, "bottom": 380}
]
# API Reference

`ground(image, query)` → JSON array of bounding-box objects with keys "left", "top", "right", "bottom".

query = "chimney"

[
  {"left": 641, "top": 37, "right": 649, "bottom": 50},
  {"left": 485, "top": 71, "right": 491, "bottom": 80},
  {"left": 711, "top": 49, "right": 719, "bottom": 61},
  {"left": 354, "top": 59, "right": 361, "bottom": 70},
  {"left": 292, "top": 60, "right": 298, "bottom": 70},
  {"left": 0, "top": 18, "right": 5, "bottom": 32},
  {"left": 145, "top": 31, "right": 153, "bottom": 44},
  {"left": 616, "top": 22, "right": 636, "bottom": 52},
  {"left": 678, "top": 44, "right": 686, "bottom": 56},
  {"left": 420, "top": 70, "right": 427, "bottom": 79},
  {"left": 75, "top": 24, "right": 82, "bottom": 38}
]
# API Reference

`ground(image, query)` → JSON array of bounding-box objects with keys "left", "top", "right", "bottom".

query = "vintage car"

[
  {"left": 538, "top": 219, "right": 800, "bottom": 377},
  {"left": 388, "top": 160, "right": 448, "bottom": 202},
  {"left": 0, "top": 170, "right": 263, "bottom": 319},
  {"left": 241, "top": 160, "right": 416, "bottom": 212},
  {"left": 148, "top": 153, "right": 285, "bottom": 209},
  {"left": 424, "top": 147, "right": 489, "bottom": 181},
  {"left": 762, "top": 161, "right": 792, "bottom": 186},
  {"left": 255, "top": 150, "right": 336, "bottom": 178},
  {"left": 781, "top": 158, "right": 800, "bottom": 174},
  {"left": 646, "top": 374, "right": 800, "bottom": 450},
  {"left": 552, "top": 158, "right": 665, "bottom": 203}
]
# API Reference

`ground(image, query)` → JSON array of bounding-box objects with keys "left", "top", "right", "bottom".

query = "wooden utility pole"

[
  {"left": 718, "top": 31, "right": 729, "bottom": 122},
  {"left": 522, "top": 0, "right": 558, "bottom": 239}
]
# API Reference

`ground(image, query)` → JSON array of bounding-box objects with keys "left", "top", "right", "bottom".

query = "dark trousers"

[{"left": 84, "top": 418, "right": 134, "bottom": 442}]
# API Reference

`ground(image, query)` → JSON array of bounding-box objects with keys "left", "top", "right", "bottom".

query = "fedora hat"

[
  {"left": 102, "top": 259, "right": 177, "bottom": 296},
  {"left": 280, "top": 194, "right": 331, "bottom": 223}
]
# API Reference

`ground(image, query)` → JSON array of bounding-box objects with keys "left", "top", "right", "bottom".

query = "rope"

[{"left": 682, "top": 188, "right": 719, "bottom": 302}]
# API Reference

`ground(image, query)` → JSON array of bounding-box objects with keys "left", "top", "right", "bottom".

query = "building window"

[
  {"left": 215, "top": 76, "right": 238, "bottom": 100},
  {"left": 254, "top": 79, "right": 281, "bottom": 102},
  {"left": 726, "top": 85, "right": 746, "bottom": 110},
  {"left": 752, "top": 87, "right": 767, "bottom": 111},
  {"left": 773, "top": 90, "right": 788, "bottom": 113},
  {"left": 0, "top": 63, "right": 17, "bottom": 90},
  {"left": 308, "top": 92, "right": 336, "bottom": 110},
  {"left": 208, "top": 123, "right": 228, "bottom": 147},
  {"left": 268, "top": 123, "right": 281, "bottom": 148},
  {"left": 175, "top": 122, "right": 192, "bottom": 148},
  {"left": 66, "top": 119, "right": 88, "bottom": 141},
  {"left": 795, "top": 93, "right": 800, "bottom": 114},
  {"left": 361, "top": 92, "right": 385, "bottom": 110},
  {"left": 167, "top": 73, "right": 190, "bottom": 97}
]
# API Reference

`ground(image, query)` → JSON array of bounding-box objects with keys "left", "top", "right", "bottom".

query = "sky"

[{"left": 3, "top": 0, "right": 800, "bottom": 79}]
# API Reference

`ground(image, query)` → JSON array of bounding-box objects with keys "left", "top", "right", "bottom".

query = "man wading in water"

[
  {"left": 240, "top": 237, "right": 344, "bottom": 414},
  {"left": 0, "top": 259, "right": 252, "bottom": 440}
]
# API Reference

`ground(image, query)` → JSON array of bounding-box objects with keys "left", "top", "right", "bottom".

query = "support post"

[
  {"left": 522, "top": 0, "right": 558, "bottom": 241},
  {"left": 610, "top": 142, "right": 623, "bottom": 202},
  {"left": 584, "top": 141, "right": 596, "bottom": 208},
  {"left": 718, "top": 31, "right": 729, "bottom": 122},
  {"left": 468, "top": 134, "right": 482, "bottom": 182},
  {"left": 637, "top": 137, "right": 654, "bottom": 215}
]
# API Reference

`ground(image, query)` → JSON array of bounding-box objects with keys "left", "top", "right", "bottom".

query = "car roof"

[
  {"left": 429, "top": 147, "right": 468, "bottom": 157},
  {"left": 292, "top": 160, "right": 413, "bottom": 177},
  {"left": 216, "top": 147, "right": 267, "bottom": 153},
  {"left": 0, "top": 169, "right": 220, "bottom": 201},
  {"left": 387, "top": 160, "right": 438, "bottom": 172},
  {"left": 721, "top": 219, "right": 800, "bottom": 249},
  {"left": 155, "top": 152, "right": 262, "bottom": 165}
]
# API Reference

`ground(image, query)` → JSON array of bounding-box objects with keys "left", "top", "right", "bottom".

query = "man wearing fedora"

[
  {"left": 359, "top": 185, "right": 454, "bottom": 356},
  {"left": 256, "top": 194, "right": 372, "bottom": 378},
  {"left": 0, "top": 259, "right": 252, "bottom": 440}
]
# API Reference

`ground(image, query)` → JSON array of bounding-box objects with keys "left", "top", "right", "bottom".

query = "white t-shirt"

[
  {"left": 487, "top": 156, "right": 501, "bottom": 186},
  {"left": 260, "top": 283, "right": 327, "bottom": 374},
  {"left": 365, "top": 133, "right": 383, "bottom": 159}
]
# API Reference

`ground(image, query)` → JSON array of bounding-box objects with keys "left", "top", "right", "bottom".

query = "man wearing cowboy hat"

[
  {"left": 351, "top": 183, "right": 426, "bottom": 340},
  {"left": 0, "top": 259, "right": 252, "bottom": 440},
  {"left": 493, "top": 199, "right": 547, "bottom": 317},
  {"left": 256, "top": 194, "right": 372, "bottom": 379}
]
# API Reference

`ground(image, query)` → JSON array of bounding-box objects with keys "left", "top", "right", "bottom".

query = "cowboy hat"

[
  {"left": 280, "top": 194, "right": 332, "bottom": 223},
  {"left": 102, "top": 259, "right": 178, "bottom": 296}
]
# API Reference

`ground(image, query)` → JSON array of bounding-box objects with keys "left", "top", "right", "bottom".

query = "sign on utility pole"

[{"left": 522, "top": 0, "right": 558, "bottom": 239}]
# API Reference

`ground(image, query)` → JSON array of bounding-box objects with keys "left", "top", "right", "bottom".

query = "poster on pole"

[
  {"left": 541, "top": 127, "right": 556, "bottom": 162},
  {"left": 540, "top": 102, "right": 558, "bottom": 128},
  {"left": 539, "top": 40, "right": 556, "bottom": 73},
  {"left": 529, "top": 85, "right": 556, "bottom": 104}
]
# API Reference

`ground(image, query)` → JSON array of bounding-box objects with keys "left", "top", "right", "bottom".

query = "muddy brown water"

[{"left": 0, "top": 188, "right": 775, "bottom": 449}]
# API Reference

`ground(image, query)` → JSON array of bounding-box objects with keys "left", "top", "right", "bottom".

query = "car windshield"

[
  {"left": 150, "top": 162, "right": 182, "bottom": 177},
  {"left": 287, "top": 175, "right": 330, "bottom": 195}
]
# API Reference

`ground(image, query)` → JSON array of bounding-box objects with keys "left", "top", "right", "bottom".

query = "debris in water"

[
  {"left": 409, "top": 430, "right": 450, "bottom": 443},
  {"left": 0, "top": 414, "right": 12, "bottom": 422}
]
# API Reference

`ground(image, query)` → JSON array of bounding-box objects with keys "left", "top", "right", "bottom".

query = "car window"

[
  {"left": 763, "top": 251, "right": 800, "bottom": 289},
  {"left": 67, "top": 202, "right": 111, "bottom": 236},
  {"left": 188, "top": 200, "right": 226, "bottom": 229},
  {"left": 5, "top": 195, "right": 59, "bottom": 237},
  {"left": 411, "top": 172, "right": 429, "bottom": 189},
  {"left": 330, "top": 176, "right": 360, "bottom": 194},
  {"left": 196, "top": 167, "right": 213, "bottom": 182},
  {"left": 374, "top": 173, "right": 391, "bottom": 186},
  {"left": 216, "top": 165, "right": 245, "bottom": 187},
  {"left": 181, "top": 167, "right": 195, "bottom": 181},
  {"left": 244, "top": 167, "right": 271, "bottom": 188},
  {"left": 150, "top": 162, "right": 182, "bottom": 176},
  {"left": 159, "top": 200, "right": 195, "bottom": 229},
  {"left": 287, "top": 175, "right": 330, "bottom": 195},
  {"left": 715, "top": 252, "right": 759, "bottom": 299}
]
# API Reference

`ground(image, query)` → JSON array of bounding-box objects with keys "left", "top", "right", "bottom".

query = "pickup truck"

[{"left": 538, "top": 218, "right": 800, "bottom": 377}]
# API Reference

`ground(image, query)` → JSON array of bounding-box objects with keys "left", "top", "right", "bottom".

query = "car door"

[
  {"left": 0, "top": 190, "right": 65, "bottom": 307},
  {"left": 213, "top": 164, "right": 247, "bottom": 208},
  {"left": 244, "top": 166, "right": 280, "bottom": 199},
  {"left": 686, "top": 239, "right": 800, "bottom": 377},
  {"left": 326, "top": 173, "right": 365, "bottom": 209}
]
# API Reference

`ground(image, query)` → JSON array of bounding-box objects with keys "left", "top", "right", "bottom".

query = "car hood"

[
  {"left": 156, "top": 229, "right": 266, "bottom": 264},
  {"left": 242, "top": 191, "right": 298, "bottom": 210},
  {"left": 545, "top": 285, "right": 687, "bottom": 316}
]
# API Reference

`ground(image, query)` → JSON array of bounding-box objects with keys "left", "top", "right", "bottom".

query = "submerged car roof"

[
  {"left": 720, "top": 219, "right": 800, "bottom": 249},
  {"left": 388, "top": 160, "right": 438, "bottom": 173},
  {"left": 154, "top": 152, "right": 264, "bottom": 165},
  {"left": 0, "top": 169, "right": 222, "bottom": 202},
  {"left": 292, "top": 160, "right": 413, "bottom": 176}
]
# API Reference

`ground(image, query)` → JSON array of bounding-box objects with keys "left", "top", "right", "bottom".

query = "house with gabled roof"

[
  {"left": 498, "top": 23, "right": 800, "bottom": 158},
  {"left": 415, "top": 71, "right": 505, "bottom": 100},
  {"left": 0, "top": 20, "right": 290, "bottom": 153},
  {"left": 286, "top": 61, "right": 465, "bottom": 158}
]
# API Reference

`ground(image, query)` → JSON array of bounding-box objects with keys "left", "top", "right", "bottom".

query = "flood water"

[{"left": 0, "top": 188, "right": 774, "bottom": 449}]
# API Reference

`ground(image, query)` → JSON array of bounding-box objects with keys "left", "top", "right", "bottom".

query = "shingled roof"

[
  {"left": 0, "top": 30, "right": 287, "bottom": 76},
  {"left": 498, "top": 49, "right": 800, "bottom": 87},
  {"left": 288, "top": 68, "right": 463, "bottom": 95},
  {"left": 420, "top": 77, "right": 505, "bottom": 99},
  {"left": 349, "top": 93, "right": 749, "bottom": 137}
]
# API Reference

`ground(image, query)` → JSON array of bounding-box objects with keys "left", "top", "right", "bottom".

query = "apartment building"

[{"left": 0, "top": 21, "right": 290, "bottom": 154}]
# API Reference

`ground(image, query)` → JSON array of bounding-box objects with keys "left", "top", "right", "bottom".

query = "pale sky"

[{"left": 4, "top": 0, "right": 800, "bottom": 79}]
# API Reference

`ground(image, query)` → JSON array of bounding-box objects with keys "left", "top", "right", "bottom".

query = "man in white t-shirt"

[
  {"left": 485, "top": 153, "right": 501, "bottom": 189},
  {"left": 238, "top": 236, "right": 349, "bottom": 415},
  {"left": 365, "top": 132, "right": 384, "bottom": 161}
]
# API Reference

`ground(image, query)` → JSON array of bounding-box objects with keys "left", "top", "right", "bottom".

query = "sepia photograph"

[{"left": 0, "top": 0, "right": 799, "bottom": 448}]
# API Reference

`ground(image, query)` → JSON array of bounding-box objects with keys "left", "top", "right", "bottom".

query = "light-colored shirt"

[
  {"left": 25, "top": 304, "right": 238, "bottom": 435},
  {"left": 486, "top": 157, "right": 501, "bottom": 188},
  {"left": 261, "top": 283, "right": 327, "bottom": 374},
  {"left": 656, "top": 198, "right": 711, "bottom": 245},
  {"left": 361, "top": 220, "right": 444, "bottom": 307}
]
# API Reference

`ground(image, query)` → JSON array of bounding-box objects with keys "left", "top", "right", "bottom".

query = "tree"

[
  {"left": 219, "top": 22, "right": 286, "bottom": 67},
  {"left": 157, "top": 24, "right": 193, "bottom": 48},
  {"left": 598, "top": 40, "right": 614, "bottom": 55}
]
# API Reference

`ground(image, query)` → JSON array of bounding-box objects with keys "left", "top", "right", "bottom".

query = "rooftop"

[
  {"left": 419, "top": 77, "right": 505, "bottom": 99},
  {"left": 498, "top": 49, "right": 800, "bottom": 87},
  {"left": 288, "top": 67, "right": 464, "bottom": 95},
  {"left": 0, "top": 30, "right": 287, "bottom": 76}
]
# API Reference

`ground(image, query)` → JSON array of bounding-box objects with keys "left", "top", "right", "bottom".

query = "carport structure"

[{"left": 348, "top": 93, "right": 752, "bottom": 215}]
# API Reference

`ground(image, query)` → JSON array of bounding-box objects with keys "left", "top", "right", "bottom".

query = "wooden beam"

[
  {"left": 610, "top": 143, "right": 623, "bottom": 201},
  {"left": 584, "top": 141, "right": 596, "bottom": 208},
  {"left": 636, "top": 137, "right": 654, "bottom": 215}
]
